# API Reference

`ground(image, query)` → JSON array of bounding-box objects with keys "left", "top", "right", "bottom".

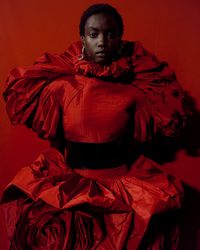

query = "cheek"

[
  {"left": 85, "top": 40, "right": 95, "bottom": 56},
  {"left": 109, "top": 39, "right": 121, "bottom": 49}
]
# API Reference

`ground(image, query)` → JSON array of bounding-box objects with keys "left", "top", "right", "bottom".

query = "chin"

[{"left": 95, "top": 58, "right": 112, "bottom": 65}]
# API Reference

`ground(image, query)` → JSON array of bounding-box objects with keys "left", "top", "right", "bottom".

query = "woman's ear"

[
  {"left": 81, "top": 36, "right": 85, "bottom": 44},
  {"left": 78, "top": 36, "right": 86, "bottom": 60}
]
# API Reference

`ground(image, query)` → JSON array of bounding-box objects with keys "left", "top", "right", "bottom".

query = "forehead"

[{"left": 85, "top": 13, "right": 118, "bottom": 31}]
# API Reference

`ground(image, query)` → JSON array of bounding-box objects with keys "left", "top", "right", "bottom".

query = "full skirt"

[{"left": 1, "top": 148, "right": 183, "bottom": 250}]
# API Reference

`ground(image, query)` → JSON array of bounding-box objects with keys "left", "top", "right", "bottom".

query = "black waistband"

[{"left": 66, "top": 140, "right": 140, "bottom": 169}]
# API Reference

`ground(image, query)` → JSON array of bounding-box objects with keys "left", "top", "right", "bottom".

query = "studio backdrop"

[{"left": 0, "top": 0, "right": 200, "bottom": 249}]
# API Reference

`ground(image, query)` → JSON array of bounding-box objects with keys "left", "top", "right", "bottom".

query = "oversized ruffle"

[
  {"left": 1, "top": 148, "right": 183, "bottom": 249},
  {"left": 70, "top": 41, "right": 133, "bottom": 79},
  {"left": 3, "top": 40, "right": 188, "bottom": 142},
  {"left": 3, "top": 53, "right": 73, "bottom": 139},
  {"left": 130, "top": 42, "right": 187, "bottom": 141}
]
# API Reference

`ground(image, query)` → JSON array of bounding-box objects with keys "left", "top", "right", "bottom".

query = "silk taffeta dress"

[{"left": 1, "top": 41, "right": 186, "bottom": 249}]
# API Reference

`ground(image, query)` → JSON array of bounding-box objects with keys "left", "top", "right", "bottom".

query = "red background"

[{"left": 0, "top": 0, "right": 200, "bottom": 249}]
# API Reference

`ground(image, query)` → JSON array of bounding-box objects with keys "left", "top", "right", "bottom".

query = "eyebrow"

[
  {"left": 87, "top": 27, "right": 99, "bottom": 31},
  {"left": 87, "top": 26, "right": 116, "bottom": 32}
]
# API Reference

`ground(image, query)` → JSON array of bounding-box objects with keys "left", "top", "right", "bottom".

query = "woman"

[{"left": 1, "top": 3, "right": 187, "bottom": 250}]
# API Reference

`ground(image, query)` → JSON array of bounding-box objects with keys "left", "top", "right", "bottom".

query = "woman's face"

[{"left": 82, "top": 13, "right": 121, "bottom": 65}]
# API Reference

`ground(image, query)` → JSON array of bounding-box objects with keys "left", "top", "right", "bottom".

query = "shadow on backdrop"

[{"left": 143, "top": 92, "right": 200, "bottom": 250}]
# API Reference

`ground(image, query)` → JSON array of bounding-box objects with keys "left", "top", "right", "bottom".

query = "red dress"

[{"left": 1, "top": 41, "right": 187, "bottom": 249}]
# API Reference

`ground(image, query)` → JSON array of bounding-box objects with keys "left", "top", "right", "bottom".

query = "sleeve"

[
  {"left": 131, "top": 42, "right": 189, "bottom": 142},
  {"left": 3, "top": 52, "right": 72, "bottom": 139}
]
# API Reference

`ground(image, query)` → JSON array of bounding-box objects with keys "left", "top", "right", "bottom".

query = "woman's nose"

[{"left": 97, "top": 34, "right": 107, "bottom": 47}]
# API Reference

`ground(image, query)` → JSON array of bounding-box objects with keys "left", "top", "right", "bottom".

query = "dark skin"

[{"left": 81, "top": 13, "right": 122, "bottom": 65}]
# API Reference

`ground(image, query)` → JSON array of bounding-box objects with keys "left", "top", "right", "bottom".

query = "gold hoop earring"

[{"left": 78, "top": 45, "right": 86, "bottom": 61}]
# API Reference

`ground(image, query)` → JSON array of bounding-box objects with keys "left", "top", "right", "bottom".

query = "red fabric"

[
  {"left": 1, "top": 41, "right": 188, "bottom": 249},
  {"left": 1, "top": 148, "right": 182, "bottom": 249},
  {"left": 3, "top": 40, "right": 187, "bottom": 142}
]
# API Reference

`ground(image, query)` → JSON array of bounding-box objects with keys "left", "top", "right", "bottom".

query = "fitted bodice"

[{"left": 50, "top": 74, "right": 143, "bottom": 143}]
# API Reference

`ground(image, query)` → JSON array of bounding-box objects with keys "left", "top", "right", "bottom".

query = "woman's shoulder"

[{"left": 120, "top": 40, "right": 148, "bottom": 57}]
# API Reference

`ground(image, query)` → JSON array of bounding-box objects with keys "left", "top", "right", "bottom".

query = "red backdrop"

[{"left": 1, "top": 0, "right": 200, "bottom": 249}]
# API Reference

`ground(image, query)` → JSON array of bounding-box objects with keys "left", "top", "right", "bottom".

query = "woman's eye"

[
  {"left": 89, "top": 32, "right": 98, "bottom": 38},
  {"left": 108, "top": 32, "right": 116, "bottom": 39}
]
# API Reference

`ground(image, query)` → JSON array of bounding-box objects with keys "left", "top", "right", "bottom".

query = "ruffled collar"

[{"left": 67, "top": 41, "right": 133, "bottom": 79}]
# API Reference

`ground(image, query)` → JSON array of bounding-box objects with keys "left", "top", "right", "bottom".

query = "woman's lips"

[{"left": 96, "top": 51, "right": 109, "bottom": 57}]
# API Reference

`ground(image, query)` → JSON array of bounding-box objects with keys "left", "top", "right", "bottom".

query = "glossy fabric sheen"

[
  {"left": 3, "top": 40, "right": 186, "bottom": 143},
  {"left": 1, "top": 148, "right": 182, "bottom": 249},
  {"left": 1, "top": 41, "right": 187, "bottom": 249}
]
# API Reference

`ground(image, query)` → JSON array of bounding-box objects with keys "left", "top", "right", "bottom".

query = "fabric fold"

[
  {"left": 3, "top": 53, "right": 73, "bottom": 139},
  {"left": 130, "top": 42, "right": 187, "bottom": 141},
  {"left": 1, "top": 40, "right": 187, "bottom": 249},
  {"left": 1, "top": 148, "right": 183, "bottom": 249}
]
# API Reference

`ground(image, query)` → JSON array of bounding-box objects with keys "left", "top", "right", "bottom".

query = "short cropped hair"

[{"left": 79, "top": 4, "right": 124, "bottom": 37}]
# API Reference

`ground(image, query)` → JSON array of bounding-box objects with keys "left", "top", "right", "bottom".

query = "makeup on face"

[{"left": 83, "top": 13, "right": 121, "bottom": 64}]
